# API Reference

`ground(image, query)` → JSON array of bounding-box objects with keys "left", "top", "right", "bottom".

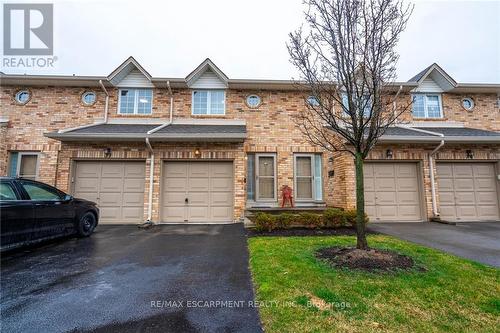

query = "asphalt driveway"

[
  {"left": 1, "top": 224, "right": 262, "bottom": 333},
  {"left": 368, "top": 222, "right": 500, "bottom": 267}
]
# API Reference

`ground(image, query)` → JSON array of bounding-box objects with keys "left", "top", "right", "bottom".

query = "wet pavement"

[
  {"left": 1, "top": 224, "right": 262, "bottom": 332},
  {"left": 368, "top": 222, "right": 500, "bottom": 267}
]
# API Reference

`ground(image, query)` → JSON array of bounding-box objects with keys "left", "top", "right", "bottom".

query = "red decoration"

[{"left": 281, "top": 185, "right": 294, "bottom": 208}]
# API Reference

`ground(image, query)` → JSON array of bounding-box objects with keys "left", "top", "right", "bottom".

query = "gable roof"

[
  {"left": 107, "top": 56, "right": 153, "bottom": 85},
  {"left": 408, "top": 63, "right": 457, "bottom": 92},
  {"left": 185, "top": 58, "right": 229, "bottom": 88}
]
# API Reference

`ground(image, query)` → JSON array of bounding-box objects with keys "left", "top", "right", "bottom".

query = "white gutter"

[
  {"left": 429, "top": 135, "right": 445, "bottom": 218},
  {"left": 145, "top": 137, "right": 154, "bottom": 223},
  {"left": 99, "top": 79, "right": 109, "bottom": 123},
  {"left": 147, "top": 81, "right": 173, "bottom": 134}
]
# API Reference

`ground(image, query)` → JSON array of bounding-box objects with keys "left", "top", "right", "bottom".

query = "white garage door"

[
  {"left": 162, "top": 161, "right": 233, "bottom": 223},
  {"left": 437, "top": 163, "right": 499, "bottom": 221},
  {"left": 73, "top": 161, "right": 145, "bottom": 224},
  {"left": 364, "top": 162, "right": 423, "bottom": 222}
]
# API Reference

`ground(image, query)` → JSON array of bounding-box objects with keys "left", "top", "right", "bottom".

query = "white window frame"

[
  {"left": 16, "top": 152, "right": 40, "bottom": 180},
  {"left": 255, "top": 153, "right": 277, "bottom": 202},
  {"left": 191, "top": 90, "right": 226, "bottom": 115},
  {"left": 411, "top": 94, "right": 443, "bottom": 118},
  {"left": 293, "top": 153, "right": 323, "bottom": 202},
  {"left": 117, "top": 88, "right": 153, "bottom": 115},
  {"left": 341, "top": 93, "right": 372, "bottom": 118}
]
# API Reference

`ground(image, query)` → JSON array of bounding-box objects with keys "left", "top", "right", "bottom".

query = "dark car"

[{"left": 0, "top": 177, "right": 99, "bottom": 251}]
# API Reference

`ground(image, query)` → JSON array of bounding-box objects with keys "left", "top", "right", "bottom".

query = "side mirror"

[{"left": 63, "top": 194, "right": 73, "bottom": 202}]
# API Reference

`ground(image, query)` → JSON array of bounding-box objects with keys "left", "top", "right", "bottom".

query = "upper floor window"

[
  {"left": 341, "top": 93, "right": 372, "bottom": 117},
  {"left": 307, "top": 96, "right": 320, "bottom": 106},
  {"left": 118, "top": 89, "right": 152, "bottom": 115},
  {"left": 412, "top": 94, "right": 443, "bottom": 118},
  {"left": 82, "top": 91, "right": 96, "bottom": 106},
  {"left": 192, "top": 90, "right": 225, "bottom": 115}
]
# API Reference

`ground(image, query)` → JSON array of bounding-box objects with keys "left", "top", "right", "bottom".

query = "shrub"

[
  {"left": 276, "top": 213, "right": 294, "bottom": 229},
  {"left": 344, "top": 209, "right": 369, "bottom": 227},
  {"left": 297, "top": 212, "right": 323, "bottom": 229},
  {"left": 254, "top": 212, "right": 277, "bottom": 232},
  {"left": 322, "top": 208, "right": 346, "bottom": 227}
]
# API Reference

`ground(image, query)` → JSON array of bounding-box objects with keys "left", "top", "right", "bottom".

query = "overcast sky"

[{"left": 2, "top": 0, "right": 499, "bottom": 83}]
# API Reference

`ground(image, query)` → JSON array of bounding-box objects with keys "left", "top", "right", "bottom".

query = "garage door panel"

[
  {"left": 437, "top": 164, "right": 453, "bottom": 177},
  {"left": 454, "top": 179, "right": 474, "bottom": 191},
  {"left": 397, "top": 178, "right": 418, "bottom": 191},
  {"left": 123, "top": 178, "right": 144, "bottom": 192},
  {"left": 189, "top": 163, "right": 209, "bottom": 177},
  {"left": 123, "top": 192, "right": 144, "bottom": 205},
  {"left": 364, "top": 163, "right": 422, "bottom": 222},
  {"left": 211, "top": 163, "right": 233, "bottom": 177},
  {"left": 439, "top": 192, "right": 455, "bottom": 205},
  {"left": 473, "top": 164, "right": 495, "bottom": 177},
  {"left": 475, "top": 179, "right": 496, "bottom": 191},
  {"left": 163, "top": 207, "right": 185, "bottom": 221},
  {"left": 375, "top": 178, "right": 396, "bottom": 191},
  {"left": 166, "top": 163, "right": 187, "bottom": 177},
  {"left": 163, "top": 192, "right": 186, "bottom": 205},
  {"left": 73, "top": 161, "right": 145, "bottom": 224},
  {"left": 189, "top": 192, "right": 209, "bottom": 205},
  {"left": 188, "top": 178, "right": 209, "bottom": 191},
  {"left": 101, "top": 164, "right": 124, "bottom": 178},
  {"left": 377, "top": 192, "right": 397, "bottom": 205},
  {"left": 164, "top": 178, "right": 187, "bottom": 191},
  {"left": 188, "top": 207, "right": 210, "bottom": 220},
  {"left": 210, "top": 177, "right": 232, "bottom": 191},
  {"left": 211, "top": 207, "right": 232, "bottom": 220},
  {"left": 437, "top": 178, "right": 454, "bottom": 191},
  {"left": 99, "top": 192, "right": 122, "bottom": 205},
  {"left": 99, "top": 178, "right": 123, "bottom": 192},
  {"left": 374, "top": 165, "right": 395, "bottom": 177},
  {"left": 437, "top": 162, "right": 499, "bottom": 222},
  {"left": 455, "top": 192, "right": 475, "bottom": 205},
  {"left": 396, "top": 164, "right": 417, "bottom": 177},
  {"left": 211, "top": 192, "right": 232, "bottom": 206}
]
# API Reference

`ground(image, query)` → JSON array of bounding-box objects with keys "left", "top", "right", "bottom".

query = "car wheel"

[{"left": 77, "top": 212, "right": 97, "bottom": 237}]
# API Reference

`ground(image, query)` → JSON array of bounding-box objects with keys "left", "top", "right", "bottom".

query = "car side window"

[
  {"left": 0, "top": 182, "right": 18, "bottom": 201},
  {"left": 20, "top": 181, "right": 62, "bottom": 201}
]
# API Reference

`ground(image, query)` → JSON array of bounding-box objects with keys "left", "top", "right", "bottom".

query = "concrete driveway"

[
  {"left": 368, "top": 222, "right": 500, "bottom": 267},
  {"left": 1, "top": 224, "right": 262, "bottom": 333}
]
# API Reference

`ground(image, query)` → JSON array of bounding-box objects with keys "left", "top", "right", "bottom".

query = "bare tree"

[{"left": 288, "top": 0, "right": 413, "bottom": 250}]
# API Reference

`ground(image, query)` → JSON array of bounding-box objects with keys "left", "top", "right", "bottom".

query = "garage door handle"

[{"left": 185, "top": 198, "right": 189, "bottom": 204}]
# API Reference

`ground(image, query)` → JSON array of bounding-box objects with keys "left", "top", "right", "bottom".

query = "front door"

[{"left": 256, "top": 154, "right": 276, "bottom": 202}]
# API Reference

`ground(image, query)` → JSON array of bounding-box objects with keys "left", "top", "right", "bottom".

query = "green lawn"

[{"left": 248, "top": 235, "right": 499, "bottom": 333}]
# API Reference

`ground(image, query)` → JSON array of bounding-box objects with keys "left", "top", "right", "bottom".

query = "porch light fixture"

[
  {"left": 386, "top": 149, "right": 393, "bottom": 159},
  {"left": 194, "top": 148, "right": 201, "bottom": 158},
  {"left": 466, "top": 150, "right": 474, "bottom": 159},
  {"left": 104, "top": 147, "right": 112, "bottom": 158}
]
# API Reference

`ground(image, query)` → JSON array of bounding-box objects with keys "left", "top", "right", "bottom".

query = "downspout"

[
  {"left": 145, "top": 137, "right": 154, "bottom": 223},
  {"left": 392, "top": 85, "right": 403, "bottom": 118},
  {"left": 99, "top": 80, "right": 109, "bottom": 123},
  {"left": 143, "top": 81, "right": 174, "bottom": 224},
  {"left": 429, "top": 135, "right": 445, "bottom": 218}
]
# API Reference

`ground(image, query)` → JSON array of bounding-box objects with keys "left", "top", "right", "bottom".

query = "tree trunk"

[{"left": 354, "top": 152, "right": 369, "bottom": 250}]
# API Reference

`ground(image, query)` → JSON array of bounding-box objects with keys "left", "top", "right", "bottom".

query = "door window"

[
  {"left": 0, "top": 183, "right": 18, "bottom": 201},
  {"left": 20, "top": 181, "right": 62, "bottom": 201},
  {"left": 256, "top": 154, "right": 276, "bottom": 200}
]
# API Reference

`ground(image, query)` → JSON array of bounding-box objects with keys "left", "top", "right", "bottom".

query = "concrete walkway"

[
  {"left": 368, "top": 222, "right": 500, "bottom": 267},
  {"left": 1, "top": 224, "right": 262, "bottom": 332}
]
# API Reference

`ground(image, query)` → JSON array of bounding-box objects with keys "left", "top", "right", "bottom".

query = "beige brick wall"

[{"left": 1, "top": 84, "right": 499, "bottom": 222}]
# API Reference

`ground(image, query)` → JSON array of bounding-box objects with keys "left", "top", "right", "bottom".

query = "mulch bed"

[
  {"left": 316, "top": 246, "right": 424, "bottom": 272},
  {"left": 246, "top": 227, "right": 378, "bottom": 238}
]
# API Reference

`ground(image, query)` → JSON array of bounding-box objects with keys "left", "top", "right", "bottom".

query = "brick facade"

[{"left": 1, "top": 73, "right": 499, "bottom": 223}]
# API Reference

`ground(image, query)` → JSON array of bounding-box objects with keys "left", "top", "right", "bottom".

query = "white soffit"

[
  {"left": 107, "top": 56, "right": 153, "bottom": 87},
  {"left": 411, "top": 64, "right": 457, "bottom": 93}
]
